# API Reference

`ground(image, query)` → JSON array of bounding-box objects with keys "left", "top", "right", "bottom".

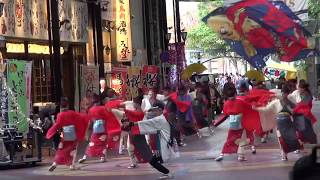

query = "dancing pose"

[
  {"left": 46, "top": 98, "right": 88, "bottom": 171},
  {"left": 215, "top": 88, "right": 250, "bottom": 161},
  {"left": 276, "top": 84, "right": 302, "bottom": 161}
]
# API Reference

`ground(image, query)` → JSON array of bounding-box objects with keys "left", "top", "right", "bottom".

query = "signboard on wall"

[
  {"left": 111, "top": 66, "right": 159, "bottom": 99},
  {"left": 0, "top": 0, "right": 88, "bottom": 42},
  {"left": 116, "top": 0, "right": 132, "bottom": 62}
]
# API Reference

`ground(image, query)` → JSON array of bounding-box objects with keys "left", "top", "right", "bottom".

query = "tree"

[
  {"left": 308, "top": 0, "right": 320, "bottom": 19},
  {"left": 186, "top": 0, "right": 229, "bottom": 57}
]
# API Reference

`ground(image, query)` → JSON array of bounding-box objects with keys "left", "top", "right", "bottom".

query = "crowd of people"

[{"left": 42, "top": 74, "right": 318, "bottom": 179}]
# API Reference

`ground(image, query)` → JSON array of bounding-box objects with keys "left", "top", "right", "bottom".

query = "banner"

[
  {"left": 142, "top": 65, "right": 159, "bottom": 91},
  {"left": 80, "top": 65, "right": 99, "bottom": 99},
  {"left": 7, "top": 60, "right": 30, "bottom": 134},
  {"left": 0, "top": 59, "right": 8, "bottom": 126},
  {"left": 115, "top": 0, "right": 132, "bottom": 62},
  {"left": 127, "top": 67, "right": 142, "bottom": 99},
  {"left": 111, "top": 67, "right": 127, "bottom": 98}
]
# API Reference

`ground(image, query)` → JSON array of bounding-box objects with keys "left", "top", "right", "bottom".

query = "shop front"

[{"left": 0, "top": 0, "right": 88, "bottom": 165}]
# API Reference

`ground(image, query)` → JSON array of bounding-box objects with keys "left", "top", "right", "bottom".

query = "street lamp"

[{"left": 181, "top": 31, "right": 188, "bottom": 42}]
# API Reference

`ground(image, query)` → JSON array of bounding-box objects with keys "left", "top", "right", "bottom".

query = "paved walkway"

[{"left": 1, "top": 102, "right": 319, "bottom": 180}]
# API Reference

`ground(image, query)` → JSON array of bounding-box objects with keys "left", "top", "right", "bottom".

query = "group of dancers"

[
  {"left": 46, "top": 78, "right": 318, "bottom": 179},
  {"left": 215, "top": 79, "right": 318, "bottom": 162}
]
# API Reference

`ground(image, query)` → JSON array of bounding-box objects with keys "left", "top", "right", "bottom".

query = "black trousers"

[
  {"left": 149, "top": 155, "right": 170, "bottom": 174},
  {"left": 132, "top": 135, "right": 169, "bottom": 174}
]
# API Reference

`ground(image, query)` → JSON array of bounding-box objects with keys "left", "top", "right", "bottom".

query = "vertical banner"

[
  {"left": 142, "top": 65, "right": 159, "bottom": 91},
  {"left": 127, "top": 67, "right": 142, "bottom": 99},
  {"left": 111, "top": 67, "right": 128, "bottom": 98},
  {"left": 80, "top": 65, "right": 99, "bottom": 99},
  {"left": 0, "top": 59, "right": 8, "bottom": 126},
  {"left": 7, "top": 60, "right": 29, "bottom": 134},
  {"left": 116, "top": 0, "right": 132, "bottom": 62}
]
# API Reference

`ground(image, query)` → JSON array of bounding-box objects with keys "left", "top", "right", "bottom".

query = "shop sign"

[
  {"left": 0, "top": 0, "right": 88, "bottom": 42},
  {"left": 111, "top": 65, "right": 159, "bottom": 99},
  {"left": 115, "top": 0, "right": 132, "bottom": 62}
]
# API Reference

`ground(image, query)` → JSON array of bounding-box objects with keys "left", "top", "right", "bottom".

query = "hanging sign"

[
  {"left": 142, "top": 65, "right": 159, "bottom": 91},
  {"left": 80, "top": 65, "right": 99, "bottom": 98},
  {"left": 115, "top": 0, "right": 132, "bottom": 62}
]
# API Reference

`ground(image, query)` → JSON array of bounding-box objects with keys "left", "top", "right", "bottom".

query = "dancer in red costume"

[
  {"left": 215, "top": 87, "right": 251, "bottom": 161},
  {"left": 79, "top": 95, "right": 121, "bottom": 163},
  {"left": 237, "top": 83, "right": 256, "bottom": 154},
  {"left": 46, "top": 97, "right": 88, "bottom": 171}
]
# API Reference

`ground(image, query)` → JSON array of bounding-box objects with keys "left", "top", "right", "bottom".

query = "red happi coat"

[
  {"left": 293, "top": 96, "right": 317, "bottom": 124},
  {"left": 46, "top": 110, "right": 88, "bottom": 165},
  {"left": 86, "top": 105, "right": 121, "bottom": 157}
]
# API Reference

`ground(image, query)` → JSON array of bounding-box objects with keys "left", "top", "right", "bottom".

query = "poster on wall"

[
  {"left": 7, "top": 60, "right": 31, "bottom": 134},
  {"left": 115, "top": 0, "right": 132, "bottom": 62},
  {"left": 80, "top": 65, "right": 99, "bottom": 99}
]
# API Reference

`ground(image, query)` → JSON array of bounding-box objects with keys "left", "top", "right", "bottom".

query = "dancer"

[
  {"left": 276, "top": 84, "right": 302, "bottom": 161},
  {"left": 79, "top": 96, "right": 120, "bottom": 163},
  {"left": 46, "top": 97, "right": 88, "bottom": 171},
  {"left": 215, "top": 87, "right": 250, "bottom": 161},
  {"left": 237, "top": 83, "right": 256, "bottom": 154},
  {"left": 293, "top": 81, "right": 317, "bottom": 146},
  {"left": 121, "top": 98, "right": 175, "bottom": 179}
]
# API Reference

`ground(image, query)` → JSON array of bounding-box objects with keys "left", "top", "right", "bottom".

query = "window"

[{"left": 32, "top": 58, "right": 54, "bottom": 103}]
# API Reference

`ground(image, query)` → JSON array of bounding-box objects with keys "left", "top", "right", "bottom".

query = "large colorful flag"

[{"left": 204, "top": 0, "right": 317, "bottom": 68}]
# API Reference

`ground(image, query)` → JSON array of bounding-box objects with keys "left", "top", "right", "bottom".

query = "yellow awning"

[{"left": 266, "top": 61, "right": 297, "bottom": 72}]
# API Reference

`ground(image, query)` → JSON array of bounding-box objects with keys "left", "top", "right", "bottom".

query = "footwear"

[
  {"left": 69, "top": 165, "right": 76, "bottom": 170},
  {"left": 215, "top": 155, "right": 224, "bottom": 161},
  {"left": 127, "top": 164, "right": 137, "bottom": 169},
  {"left": 260, "top": 138, "right": 267, "bottom": 143},
  {"left": 159, "top": 173, "right": 174, "bottom": 179},
  {"left": 294, "top": 150, "right": 300, "bottom": 154},
  {"left": 197, "top": 132, "right": 202, "bottom": 139},
  {"left": 100, "top": 157, "right": 106, "bottom": 163},
  {"left": 178, "top": 142, "right": 187, "bottom": 147},
  {"left": 238, "top": 156, "right": 247, "bottom": 161},
  {"left": 281, "top": 156, "right": 288, "bottom": 161},
  {"left": 48, "top": 164, "right": 57, "bottom": 172},
  {"left": 78, "top": 158, "right": 87, "bottom": 164},
  {"left": 251, "top": 147, "right": 256, "bottom": 154}
]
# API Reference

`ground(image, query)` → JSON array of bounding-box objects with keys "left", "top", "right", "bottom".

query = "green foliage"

[
  {"left": 308, "top": 0, "right": 320, "bottom": 18},
  {"left": 186, "top": 0, "right": 228, "bottom": 55}
]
